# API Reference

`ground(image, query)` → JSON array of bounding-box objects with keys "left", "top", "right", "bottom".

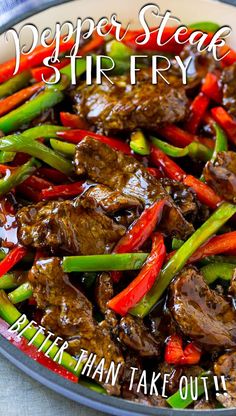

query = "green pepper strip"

[
  {"left": 200, "top": 255, "right": 236, "bottom": 266},
  {"left": 201, "top": 262, "right": 235, "bottom": 284},
  {"left": 0, "top": 290, "right": 83, "bottom": 376},
  {"left": 0, "top": 126, "right": 72, "bottom": 175},
  {"left": 167, "top": 371, "right": 213, "bottom": 409},
  {"left": 172, "top": 238, "right": 184, "bottom": 250},
  {"left": 0, "top": 71, "right": 31, "bottom": 99},
  {"left": 0, "top": 59, "right": 86, "bottom": 134},
  {"left": 151, "top": 137, "right": 212, "bottom": 162},
  {"left": 201, "top": 123, "right": 228, "bottom": 181},
  {"left": 0, "top": 125, "right": 67, "bottom": 164},
  {"left": 62, "top": 253, "right": 149, "bottom": 273},
  {"left": 0, "top": 158, "right": 40, "bottom": 197},
  {"left": 189, "top": 21, "right": 221, "bottom": 32},
  {"left": 50, "top": 139, "right": 76, "bottom": 156},
  {"left": 0, "top": 90, "right": 64, "bottom": 134},
  {"left": 130, "top": 130, "right": 150, "bottom": 156},
  {"left": 212, "top": 123, "right": 228, "bottom": 161},
  {"left": 0, "top": 274, "right": 19, "bottom": 290},
  {"left": 8, "top": 282, "right": 33, "bottom": 304},
  {"left": 130, "top": 202, "right": 236, "bottom": 318},
  {"left": 79, "top": 378, "right": 107, "bottom": 394},
  {"left": 0, "top": 151, "right": 16, "bottom": 163},
  {"left": 106, "top": 40, "right": 133, "bottom": 60}
]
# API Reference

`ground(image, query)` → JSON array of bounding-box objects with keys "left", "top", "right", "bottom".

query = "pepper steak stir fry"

[{"left": 0, "top": 23, "right": 236, "bottom": 410}]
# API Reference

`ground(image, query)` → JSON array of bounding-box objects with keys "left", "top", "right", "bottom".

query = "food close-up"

[{"left": 0, "top": 0, "right": 236, "bottom": 415}]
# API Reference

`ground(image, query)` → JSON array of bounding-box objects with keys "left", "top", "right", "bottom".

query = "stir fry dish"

[{"left": 0, "top": 21, "right": 236, "bottom": 410}]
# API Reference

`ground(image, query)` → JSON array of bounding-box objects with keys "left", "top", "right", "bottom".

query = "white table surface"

[{"left": 0, "top": 355, "right": 107, "bottom": 416}]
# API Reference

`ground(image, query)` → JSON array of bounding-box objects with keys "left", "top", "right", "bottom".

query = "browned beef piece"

[
  {"left": 81, "top": 184, "right": 142, "bottom": 213},
  {"left": 95, "top": 272, "right": 114, "bottom": 314},
  {"left": 203, "top": 151, "right": 236, "bottom": 203},
  {"left": 229, "top": 269, "right": 236, "bottom": 297},
  {"left": 214, "top": 351, "right": 236, "bottom": 408},
  {"left": 16, "top": 199, "right": 125, "bottom": 255},
  {"left": 72, "top": 70, "right": 188, "bottom": 134},
  {"left": 169, "top": 267, "right": 236, "bottom": 349},
  {"left": 119, "top": 315, "right": 160, "bottom": 357},
  {"left": 222, "top": 63, "right": 236, "bottom": 117},
  {"left": 75, "top": 137, "right": 194, "bottom": 239},
  {"left": 159, "top": 363, "right": 203, "bottom": 395},
  {"left": 29, "top": 257, "right": 124, "bottom": 395},
  {"left": 194, "top": 399, "right": 216, "bottom": 410},
  {"left": 169, "top": 45, "right": 217, "bottom": 92}
]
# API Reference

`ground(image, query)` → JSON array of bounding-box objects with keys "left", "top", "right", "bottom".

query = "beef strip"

[
  {"left": 72, "top": 70, "right": 188, "bottom": 134},
  {"left": 169, "top": 267, "right": 236, "bottom": 349},
  {"left": 118, "top": 315, "right": 160, "bottom": 357},
  {"left": 214, "top": 351, "right": 236, "bottom": 408},
  {"left": 229, "top": 269, "right": 236, "bottom": 298},
  {"left": 221, "top": 63, "right": 236, "bottom": 117},
  {"left": 159, "top": 363, "right": 203, "bottom": 395},
  {"left": 95, "top": 272, "right": 114, "bottom": 314},
  {"left": 75, "top": 137, "right": 194, "bottom": 239},
  {"left": 203, "top": 151, "right": 236, "bottom": 203},
  {"left": 29, "top": 257, "right": 124, "bottom": 395},
  {"left": 16, "top": 199, "right": 125, "bottom": 255},
  {"left": 80, "top": 184, "right": 142, "bottom": 213}
]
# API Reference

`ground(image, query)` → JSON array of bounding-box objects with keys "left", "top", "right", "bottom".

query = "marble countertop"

[{"left": 0, "top": 355, "right": 107, "bottom": 416}]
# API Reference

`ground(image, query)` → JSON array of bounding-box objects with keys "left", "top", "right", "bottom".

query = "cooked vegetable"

[
  {"left": 167, "top": 371, "right": 213, "bottom": 409},
  {"left": 0, "top": 71, "right": 31, "bottom": 99},
  {"left": 186, "top": 92, "right": 210, "bottom": 134},
  {"left": 151, "top": 136, "right": 212, "bottom": 161},
  {"left": 130, "top": 130, "right": 150, "bottom": 155},
  {"left": 164, "top": 334, "right": 201, "bottom": 365},
  {"left": 108, "top": 233, "right": 166, "bottom": 315},
  {"left": 57, "top": 129, "right": 132, "bottom": 154},
  {"left": 211, "top": 106, "right": 236, "bottom": 145},
  {"left": 0, "top": 158, "right": 40, "bottom": 197},
  {"left": 131, "top": 202, "right": 236, "bottom": 317},
  {"left": 201, "top": 262, "right": 235, "bottom": 284},
  {"left": 8, "top": 282, "right": 33, "bottom": 304},
  {"left": 0, "top": 247, "right": 28, "bottom": 278},
  {"left": 62, "top": 252, "right": 149, "bottom": 273}
]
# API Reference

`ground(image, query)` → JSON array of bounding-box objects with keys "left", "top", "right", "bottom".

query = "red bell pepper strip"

[
  {"left": 108, "top": 232, "right": 166, "bottom": 315},
  {"left": 183, "top": 175, "right": 222, "bottom": 209},
  {"left": 22, "top": 175, "right": 53, "bottom": 191},
  {"left": 60, "top": 112, "right": 88, "bottom": 129},
  {"left": 201, "top": 73, "right": 222, "bottom": 103},
  {"left": 0, "top": 246, "right": 28, "bottom": 278},
  {"left": 0, "top": 82, "right": 44, "bottom": 117},
  {"left": 57, "top": 129, "right": 131, "bottom": 155},
  {"left": 0, "top": 36, "right": 75, "bottom": 84},
  {"left": 40, "top": 181, "right": 85, "bottom": 200},
  {"left": 165, "top": 335, "right": 201, "bottom": 365},
  {"left": 37, "top": 167, "right": 69, "bottom": 184},
  {"left": 219, "top": 45, "right": 236, "bottom": 67},
  {"left": 150, "top": 145, "right": 186, "bottom": 181},
  {"left": 0, "top": 317, "right": 78, "bottom": 382},
  {"left": 186, "top": 93, "right": 210, "bottom": 134},
  {"left": 211, "top": 107, "right": 236, "bottom": 146},
  {"left": 188, "top": 231, "right": 236, "bottom": 263},
  {"left": 146, "top": 167, "right": 163, "bottom": 179},
  {"left": 79, "top": 33, "right": 105, "bottom": 55},
  {"left": 112, "top": 199, "right": 166, "bottom": 282},
  {"left": 31, "top": 59, "right": 70, "bottom": 82},
  {"left": 157, "top": 124, "right": 214, "bottom": 149},
  {"left": 114, "top": 199, "right": 166, "bottom": 254},
  {"left": 16, "top": 184, "right": 41, "bottom": 202}
]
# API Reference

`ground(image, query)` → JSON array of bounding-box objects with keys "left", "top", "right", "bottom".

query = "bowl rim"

[{"left": 0, "top": 0, "right": 236, "bottom": 414}]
